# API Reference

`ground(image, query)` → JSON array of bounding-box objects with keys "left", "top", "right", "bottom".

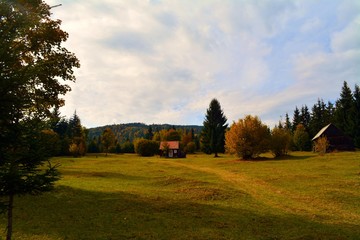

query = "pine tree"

[
  {"left": 353, "top": 84, "right": 360, "bottom": 147},
  {"left": 284, "top": 113, "right": 292, "bottom": 131},
  {"left": 145, "top": 126, "right": 154, "bottom": 140},
  {"left": 292, "top": 107, "right": 301, "bottom": 132},
  {"left": 309, "top": 99, "right": 327, "bottom": 137},
  {"left": 334, "top": 81, "right": 355, "bottom": 137},
  {"left": 201, "top": 99, "right": 228, "bottom": 157},
  {"left": 300, "top": 105, "right": 311, "bottom": 131},
  {"left": 68, "top": 112, "right": 86, "bottom": 157}
]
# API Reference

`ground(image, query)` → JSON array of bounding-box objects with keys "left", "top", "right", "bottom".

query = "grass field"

[{"left": 1, "top": 152, "right": 359, "bottom": 239}]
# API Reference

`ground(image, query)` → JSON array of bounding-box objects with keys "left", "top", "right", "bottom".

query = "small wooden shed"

[
  {"left": 159, "top": 141, "right": 185, "bottom": 158},
  {"left": 312, "top": 123, "right": 354, "bottom": 151}
]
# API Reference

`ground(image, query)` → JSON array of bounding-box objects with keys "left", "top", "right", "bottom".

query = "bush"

[
  {"left": 134, "top": 139, "right": 159, "bottom": 157},
  {"left": 225, "top": 115, "right": 270, "bottom": 159},
  {"left": 314, "top": 136, "right": 330, "bottom": 155},
  {"left": 121, "top": 141, "right": 135, "bottom": 153},
  {"left": 293, "top": 124, "right": 311, "bottom": 151},
  {"left": 270, "top": 127, "right": 292, "bottom": 157},
  {"left": 185, "top": 142, "right": 196, "bottom": 154}
]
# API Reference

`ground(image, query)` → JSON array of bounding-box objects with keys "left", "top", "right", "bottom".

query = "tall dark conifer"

[
  {"left": 201, "top": 99, "right": 228, "bottom": 157},
  {"left": 284, "top": 113, "right": 292, "bottom": 131},
  {"left": 353, "top": 84, "right": 360, "bottom": 147},
  {"left": 300, "top": 105, "right": 311, "bottom": 131},
  {"left": 292, "top": 107, "right": 301, "bottom": 132},
  {"left": 334, "top": 81, "right": 355, "bottom": 137}
]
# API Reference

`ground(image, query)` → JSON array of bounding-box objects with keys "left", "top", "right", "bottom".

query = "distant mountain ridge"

[{"left": 87, "top": 123, "right": 203, "bottom": 144}]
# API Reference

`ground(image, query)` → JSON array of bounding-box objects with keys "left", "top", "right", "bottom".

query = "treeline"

[
  {"left": 49, "top": 81, "right": 358, "bottom": 158},
  {"left": 46, "top": 109, "right": 88, "bottom": 157},
  {"left": 280, "top": 81, "right": 360, "bottom": 150},
  {"left": 201, "top": 82, "right": 359, "bottom": 160},
  {"left": 87, "top": 124, "right": 203, "bottom": 154}
]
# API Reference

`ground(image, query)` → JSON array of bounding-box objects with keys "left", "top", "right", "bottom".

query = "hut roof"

[
  {"left": 159, "top": 141, "right": 179, "bottom": 150},
  {"left": 312, "top": 123, "right": 348, "bottom": 141}
]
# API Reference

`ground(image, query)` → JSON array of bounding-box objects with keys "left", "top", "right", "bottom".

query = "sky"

[{"left": 46, "top": 0, "right": 360, "bottom": 128}]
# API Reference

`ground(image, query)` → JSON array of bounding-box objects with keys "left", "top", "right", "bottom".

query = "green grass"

[{"left": 1, "top": 152, "right": 359, "bottom": 239}]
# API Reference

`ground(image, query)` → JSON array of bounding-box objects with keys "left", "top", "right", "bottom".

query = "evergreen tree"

[
  {"left": 309, "top": 99, "right": 328, "bottom": 137},
  {"left": 67, "top": 112, "right": 86, "bottom": 157},
  {"left": 353, "top": 84, "right": 360, "bottom": 148},
  {"left": 201, "top": 99, "right": 228, "bottom": 157},
  {"left": 292, "top": 107, "right": 301, "bottom": 132},
  {"left": 300, "top": 105, "right": 311, "bottom": 131},
  {"left": 68, "top": 111, "right": 83, "bottom": 139},
  {"left": 145, "top": 126, "right": 154, "bottom": 140},
  {"left": 284, "top": 113, "right": 292, "bottom": 131},
  {"left": 334, "top": 81, "right": 355, "bottom": 137}
]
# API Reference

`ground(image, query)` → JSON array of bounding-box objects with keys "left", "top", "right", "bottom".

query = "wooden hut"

[
  {"left": 312, "top": 123, "right": 354, "bottom": 151},
  {"left": 159, "top": 141, "right": 186, "bottom": 158}
]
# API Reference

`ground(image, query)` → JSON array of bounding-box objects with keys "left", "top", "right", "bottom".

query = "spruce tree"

[
  {"left": 353, "top": 84, "right": 360, "bottom": 147},
  {"left": 284, "top": 113, "right": 292, "bottom": 131},
  {"left": 201, "top": 99, "right": 228, "bottom": 157},
  {"left": 334, "top": 81, "right": 355, "bottom": 137},
  {"left": 292, "top": 107, "right": 301, "bottom": 132}
]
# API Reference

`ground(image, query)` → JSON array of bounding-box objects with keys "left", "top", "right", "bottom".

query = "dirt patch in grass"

[
  {"left": 176, "top": 186, "right": 231, "bottom": 201},
  {"left": 154, "top": 176, "right": 206, "bottom": 187}
]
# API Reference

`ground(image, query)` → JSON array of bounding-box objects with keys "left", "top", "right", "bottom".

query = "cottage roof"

[
  {"left": 159, "top": 141, "right": 179, "bottom": 150},
  {"left": 312, "top": 123, "right": 332, "bottom": 141}
]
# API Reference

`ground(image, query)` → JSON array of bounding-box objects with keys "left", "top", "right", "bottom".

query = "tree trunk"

[{"left": 6, "top": 193, "right": 14, "bottom": 240}]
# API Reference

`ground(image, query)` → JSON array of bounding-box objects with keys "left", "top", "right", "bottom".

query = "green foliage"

[
  {"left": 40, "top": 129, "right": 61, "bottom": 157},
  {"left": 270, "top": 127, "right": 292, "bottom": 157},
  {"left": 286, "top": 81, "right": 360, "bottom": 150},
  {"left": 225, "top": 115, "right": 270, "bottom": 159},
  {"left": 101, "top": 128, "right": 116, "bottom": 156},
  {"left": 293, "top": 124, "right": 311, "bottom": 151},
  {"left": 353, "top": 85, "right": 360, "bottom": 148},
  {"left": 88, "top": 123, "right": 202, "bottom": 146},
  {"left": 134, "top": 139, "right": 159, "bottom": 157},
  {"left": 185, "top": 142, "right": 196, "bottom": 154},
  {"left": 201, "top": 99, "right": 228, "bottom": 157},
  {"left": 335, "top": 81, "right": 355, "bottom": 137},
  {"left": 121, "top": 141, "right": 135, "bottom": 153},
  {"left": 164, "top": 129, "right": 181, "bottom": 141}
]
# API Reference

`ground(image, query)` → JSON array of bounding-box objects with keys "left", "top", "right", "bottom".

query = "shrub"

[
  {"left": 185, "top": 142, "right": 196, "bottom": 154},
  {"left": 134, "top": 139, "right": 160, "bottom": 157},
  {"left": 121, "top": 141, "right": 135, "bottom": 153},
  {"left": 314, "top": 136, "right": 330, "bottom": 155},
  {"left": 225, "top": 115, "right": 271, "bottom": 159},
  {"left": 270, "top": 127, "right": 292, "bottom": 157},
  {"left": 293, "top": 124, "right": 311, "bottom": 151}
]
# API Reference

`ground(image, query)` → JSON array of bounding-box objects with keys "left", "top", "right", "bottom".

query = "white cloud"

[{"left": 46, "top": 0, "right": 360, "bottom": 128}]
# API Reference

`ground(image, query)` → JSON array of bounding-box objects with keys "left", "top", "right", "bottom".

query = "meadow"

[{"left": 0, "top": 152, "right": 359, "bottom": 240}]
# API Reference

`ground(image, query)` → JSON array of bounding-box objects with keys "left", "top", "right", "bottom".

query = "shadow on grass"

[
  {"left": 3, "top": 185, "right": 359, "bottom": 240},
  {"left": 237, "top": 153, "right": 315, "bottom": 162}
]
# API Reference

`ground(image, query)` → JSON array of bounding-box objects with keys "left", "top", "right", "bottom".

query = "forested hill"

[{"left": 87, "top": 123, "right": 203, "bottom": 144}]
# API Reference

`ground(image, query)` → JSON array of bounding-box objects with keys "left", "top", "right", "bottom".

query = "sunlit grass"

[{"left": 0, "top": 152, "right": 359, "bottom": 239}]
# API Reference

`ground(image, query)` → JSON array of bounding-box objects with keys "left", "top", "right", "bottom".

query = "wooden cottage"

[
  {"left": 159, "top": 141, "right": 185, "bottom": 158},
  {"left": 312, "top": 123, "right": 354, "bottom": 151}
]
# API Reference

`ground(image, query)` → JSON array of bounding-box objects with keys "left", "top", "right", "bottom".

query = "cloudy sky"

[{"left": 47, "top": 0, "right": 360, "bottom": 128}]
